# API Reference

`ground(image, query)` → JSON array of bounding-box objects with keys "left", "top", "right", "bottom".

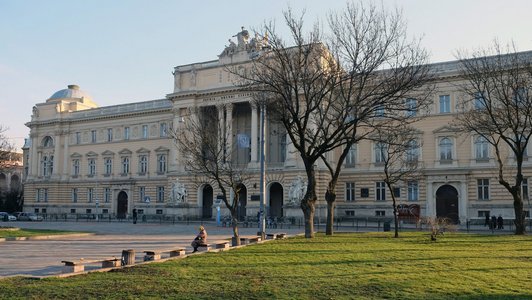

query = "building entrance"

[
  {"left": 269, "top": 182, "right": 283, "bottom": 219},
  {"left": 202, "top": 185, "right": 213, "bottom": 219},
  {"left": 436, "top": 185, "right": 459, "bottom": 224},
  {"left": 117, "top": 191, "right": 128, "bottom": 219}
]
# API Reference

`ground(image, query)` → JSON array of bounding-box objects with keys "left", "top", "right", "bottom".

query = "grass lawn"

[
  {"left": 0, "top": 232, "right": 530, "bottom": 299},
  {"left": 0, "top": 228, "right": 83, "bottom": 238}
]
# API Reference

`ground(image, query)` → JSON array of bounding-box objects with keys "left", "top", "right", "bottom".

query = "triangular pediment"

[
  {"left": 85, "top": 151, "right": 98, "bottom": 157},
  {"left": 136, "top": 147, "right": 150, "bottom": 154},
  {"left": 433, "top": 125, "right": 459, "bottom": 134},
  {"left": 154, "top": 146, "right": 169, "bottom": 152},
  {"left": 118, "top": 148, "right": 132, "bottom": 155},
  {"left": 70, "top": 152, "right": 82, "bottom": 158},
  {"left": 101, "top": 150, "right": 115, "bottom": 156}
]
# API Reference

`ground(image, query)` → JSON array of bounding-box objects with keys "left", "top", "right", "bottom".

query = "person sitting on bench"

[{"left": 191, "top": 225, "right": 208, "bottom": 253}]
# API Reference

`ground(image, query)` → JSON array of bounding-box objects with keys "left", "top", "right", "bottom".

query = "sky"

[{"left": 2, "top": 0, "right": 532, "bottom": 150}]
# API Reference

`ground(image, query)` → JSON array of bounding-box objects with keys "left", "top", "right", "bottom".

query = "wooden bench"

[
  {"left": 213, "top": 240, "right": 231, "bottom": 249},
  {"left": 61, "top": 257, "right": 121, "bottom": 273},
  {"left": 275, "top": 233, "right": 287, "bottom": 239},
  {"left": 143, "top": 248, "right": 186, "bottom": 261},
  {"left": 240, "top": 235, "right": 261, "bottom": 245}
]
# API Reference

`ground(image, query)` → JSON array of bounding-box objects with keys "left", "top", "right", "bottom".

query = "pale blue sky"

[{"left": 2, "top": 0, "right": 532, "bottom": 149}]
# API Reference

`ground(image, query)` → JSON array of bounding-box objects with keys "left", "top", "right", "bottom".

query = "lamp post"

[
  {"left": 95, "top": 199, "right": 99, "bottom": 222},
  {"left": 259, "top": 101, "right": 266, "bottom": 240}
]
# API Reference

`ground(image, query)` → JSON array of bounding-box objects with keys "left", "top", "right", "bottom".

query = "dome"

[{"left": 48, "top": 85, "right": 93, "bottom": 101}]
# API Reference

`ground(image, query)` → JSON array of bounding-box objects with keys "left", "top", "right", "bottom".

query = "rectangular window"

[
  {"left": 72, "top": 188, "right": 78, "bottom": 203},
  {"left": 72, "top": 159, "right": 80, "bottom": 176},
  {"left": 439, "top": 95, "right": 451, "bottom": 113},
  {"left": 374, "top": 143, "right": 387, "bottom": 164},
  {"left": 124, "top": 127, "right": 130, "bottom": 140},
  {"left": 345, "top": 182, "right": 355, "bottom": 202},
  {"left": 86, "top": 209, "right": 92, "bottom": 214},
  {"left": 91, "top": 130, "right": 97, "bottom": 143},
  {"left": 477, "top": 179, "right": 490, "bottom": 200},
  {"left": 104, "top": 187, "right": 111, "bottom": 203},
  {"left": 393, "top": 187, "right": 401, "bottom": 198},
  {"left": 376, "top": 182, "right": 386, "bottom": 201},
  {"left": 104, "top": 158, "right": 112, "bottom": 175},
  {"left": 160, "top": 123, "right": 168, "bottom": 137},
  {"left": 405, "top": 98, "right": 417, "bottom": 117},
  {"left": 87, "top": 188, "right": 94, "bottom": 203},
  {"left": 474, "top": 92, "right": 486, "bottom": 110},
  {"left": 345, "top": 144, "right": 356, "bottom": 167},
  {"left": 70, "top": 209, "right": 76, "bottom": 213},
  {"left": 157, "top": 154, "right": 167, "bottom": 174},
  {"left": 375, "top": 210, "right": 386, "bottom": 217},
  {"left": 375, "top": 105, "right": 385, "bottom": 117},
  {"left": 360, "top": 188, "right": 369, "bottom": 198},
  {"left": 121, "top": 157, "right": 130, "bottom": 175},
  {"left": 157, "top": 186, "right": 165, "bottom": 202},
  {"left": 142, "top": 125, "right": 149, "bottom": 139},
  {"left": 345, "top": 210, "right": 355, "bottom": 217},
  {"left": 107, "top": 128, "right": 113, "bottom": 142},
  {"left": 139, "top": 155, "right": 148, "bottom": 174},
  {"left": 475, "top": 136, "right": 489, "bottom": 160},
  {"left": 156, "top": 209, "right": 163, "bottom": 215},
  {"left": 75, "top": 132, "right": 81, "bottom": 144},
  {"left": 407, "top": 181, "right": 419, "bottom": 201},
  {"left": 88, "top": 158, "right": 96, "bottom": 176},
  {"left": 478, "top": 210, "right": 490, "bottom": 218},
  {"left": 523, "top": 178, "right": 529, "bottom": 200},
  {"left": 139, "top": 186, "right": 146, "bottom": 203}
]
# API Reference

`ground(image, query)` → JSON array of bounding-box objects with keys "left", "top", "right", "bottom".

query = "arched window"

[
  {"left": 42, "top": 136, "right": 54, "bottom": 148},
  {"left": 439, "top": 137, "right": 453, "bottom": 161}
]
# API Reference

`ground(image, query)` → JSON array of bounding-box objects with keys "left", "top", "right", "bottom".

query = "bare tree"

[
  {"left": 456, "top": 42, "right": 532, "bottom": 235},
  {"left": 374, "top": 126, "right": 423, "bottom": 238},
  {"left": 239, "top": 3, "right": 431, "bottom": 237},
  {"left": 172, "top": 106, "right": 250, "bottom": 245},
  {"left": 0, "top": 125, "right": 15, "bottom": 172}
]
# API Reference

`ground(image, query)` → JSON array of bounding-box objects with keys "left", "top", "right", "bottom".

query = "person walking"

[
  {"left": 497, "top": 215, "right": 504, "bottom": 230},
  {"left": 484, "top": 214, "right": 490, "bottom": 227},
  {"left": 191, "top": 225, "right": 208, "bottom": 253},
  {"left": 132, "top": 208, "right": 138, "bottom": 224},
  {"left": 491, "top": 215, "right": 497, "bottom": 230}
]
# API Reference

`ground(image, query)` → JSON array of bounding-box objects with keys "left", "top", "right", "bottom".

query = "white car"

[
  {"left": 0, "top": 212, "right": 17, "bottom": 221},
  {"left": 14, "top": 212, "right": 43, "bottom": 221}
]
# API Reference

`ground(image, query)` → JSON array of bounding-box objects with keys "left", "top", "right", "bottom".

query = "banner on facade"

[{"left": 237, "top": 133, "right": 250, "bottom": 148}]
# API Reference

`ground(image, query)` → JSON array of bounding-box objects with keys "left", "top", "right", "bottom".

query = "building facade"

[{"left": 23, "top": 30, "right": 532, "bottom": 223}]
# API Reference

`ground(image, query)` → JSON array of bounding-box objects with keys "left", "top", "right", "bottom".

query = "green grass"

[
  {"left": 0, "top": 228, "right": 83, "bottom": 238},
  {"left": 0, "top": 232, "right": 531, "bottom": 299}
]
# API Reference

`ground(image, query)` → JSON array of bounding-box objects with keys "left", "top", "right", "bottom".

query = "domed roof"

[{"left": 48, "top": 85, "right": 92, "bottom": 101}]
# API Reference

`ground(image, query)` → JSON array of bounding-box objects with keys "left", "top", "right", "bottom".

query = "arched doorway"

[
  {"left": 237, "top": 184, "right": 247, "bottom": 221},
  {"left": 117, "top": 191, "right": 128, "bottom": 219},
  {"left": 269, "top": 182, "right": 283, "bottom": 219},
  {"left": 202, "top": 185, "right": 213, "bottom": 219},
  {"left": 10, "top": 174, "right": 21, "bottom": 192},
  {"left": 436, "top": 185, "right": 459, "bottom": 224}
]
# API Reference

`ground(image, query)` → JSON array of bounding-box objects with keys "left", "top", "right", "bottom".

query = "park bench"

[
  {"left": 143, "top": 248, "right": 186, "bottom": 261},
  {"left": 265, "top": 232, "right": 287, "bottom": 240},
  {"left": 240, "top": 235, "right": 261, "bottom": 245},
  {"left": 213, "top": 240, "right": 231, "bottom": 249},
  {"left": 61, "top": 257, "right": 121, "bottom": 273}
]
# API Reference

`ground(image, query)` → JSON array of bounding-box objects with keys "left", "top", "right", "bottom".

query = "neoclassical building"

[{"left": 23, "top": 30, "right": 531, "bottom": 223}]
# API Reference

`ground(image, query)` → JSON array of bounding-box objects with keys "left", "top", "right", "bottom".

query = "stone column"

[
  {"left": 62, "top": 133, "right": 69, "bottom": 179},
  {"left": 250, "top": 103, "right": 258, "bottom": 163},
  {"left": 225, "top": 104, "right": 233, "bottom": 160},
  {"left": 169, "top": 108, "right": 180, "bottom": 173},
  {"left": 53, "top": 133, "right": 61, "bottom": 177},
  {"left": 29, "top": 135, "right": 38, "bottom": 178},
  {"left": 426, "top": 181, "right": 435, "bottom": 218},
  {"left": 459, "top": 181, "right": 468, "bottom": 223}
]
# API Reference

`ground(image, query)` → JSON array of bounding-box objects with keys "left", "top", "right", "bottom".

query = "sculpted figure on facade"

[
  {"left": 233, "top": 26, "right": 249, "bottom": 50},
  {"left": 220, "top": 39, "right": 237, "bottom": 57},
  {"left": 170, "top": 178, "right": 187, "bottom": 203},
  {"left": 288, "top": 175, "right": 307, "bottom": 205}
]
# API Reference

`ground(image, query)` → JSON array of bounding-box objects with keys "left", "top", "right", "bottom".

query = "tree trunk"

[
  {"left": 392, "top": 196, "right": 399, "bottom": 238},
  {"left": 512, "top": 192, "right": 526, "bottom": 235},
  {"left": 325, "top": 189, "right": 336, "bottom": 235},
  {"left": 231, "top": 214, "right": 241, "bottom": 246},
  {"left": 301, "top": 199, "right": 315, "bottom": 238}
]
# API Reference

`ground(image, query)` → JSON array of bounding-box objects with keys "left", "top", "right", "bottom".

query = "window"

[
  {"left": 104, "top": 158, "right": 112, "bottom": 175},
  {"left": 71, "top": 209, "right": 76, "bottom": 214},
  {"left": 514, "top": 87, "right": 527, "bottom": 106},
  {"left": 375, "top": 210, "right": 386, "bottom": 217},
  {"left": 139, "top": 186, "right": 146, "bottom": 202},
  {"left": 474, "top": 92, "right": 486, "bottom": 110},
  {"left": 407, "top": 181, "right": 419, "bottom": 201},
  {"left": 439, "top": 95, "right": 450, "bottom": 113},
  {"left": 104, "top": 187, "right": 111, "bottom": 203},
  {"left": 42, "top": 136, "right": 54, "bottom": 148},
  {"left": 36, "top": 188, "right": 48, "bottom": 202},
  {"left": 393, "top": 187, "right": 401, "bottom": 198},
  {"left": 345, "top": 144, "right": 356, "bottom": 167},
  {"left": 345, "top": 182, "right": 355, "bottom": 202},
  {"left": 406, "top": 139, "right": 419, "bottom": 162},
  {"left": 87, "top": 188, "right": 94, "bottom": 203},
  {"left": 160, "top": 123, "right": 168, "bottom": 137},
  {"left": 121, "top": 157, "right": 130, "bottom": 175},
  {"left": 91, "top": 130, "right": 97, "bottom": 143},
  {"left": 139, "top": 155, "right": 148, "bottom": 174},
  {"left": 523, "top": 178, "right": 529, "bottom": 200},
  {"left": 156, "top": 209, "right": 163, "bottom": 215},
  {"left": 86, "top": 209, "right": 92, "bottom": 214},
  {"left": 157, "top": 154, "right": 167, "bottom": 173},
  {"left": 72, "top": 159, "right": 80, "bottom": 176},
  {"left": 375, "top": 105, "right": 385, "bottom": 117},
  {"left": 42, "top": 155, "right": 53, "bottom": 176},
  {"left": 107, "top": 128, "right": 113, "bottom": 142},
  {"left": 124, "top": 127, "right": 130, "bottom": 140},
  {"left": 88, "top": 158, "right": 96, "bottom": 176},
  {"left": 439, "top": 137, "right": 453, "bottom": 161},
  {"left": 103, "top": 209, "right": 109, "bottom": 214},
  {"left": 477, "top": 179, "right": 490, "bottom": 200},
  {"left": 142, "top": 125, "right": 149, "bottom": 139},
  {"left": 478, "top": 210, "right": 490, "bottom": 218},
  {"left": 405, "top": 98, "right": 417, "bottom": 117},
  {"left": 157, "top": 186, "right": 165, "bottom": 202},
  {"left": 360, "top": 188, "right": 369, "bottom": 198},
  {"left": 345, "top": 210, "right": 355, "bottom": 217},
  {"left": 72, "top": 188, "right": 78, "bottom": 203},
  {"left": 475, "top": 136, "right": 489, "bottom": 160},
  {"left": 376, "top": 182, "right": 386, "bottom": 201},
  {"left": 75, "top": 132, "right": 81, "bottom": 144},
  {"left": 374, "top": 142, "right": 387, "bottom": 164}
]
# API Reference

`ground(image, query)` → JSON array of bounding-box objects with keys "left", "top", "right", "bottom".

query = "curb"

[{"left": 0, "top": 233, "right": 95, "bottom": 242}]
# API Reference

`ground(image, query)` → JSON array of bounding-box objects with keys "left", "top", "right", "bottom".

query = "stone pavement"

[{"left": 0, "top": 221, "right": 303, "bottom": 277}]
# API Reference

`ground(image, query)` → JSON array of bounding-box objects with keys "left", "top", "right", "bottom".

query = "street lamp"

[
  {"left": 95, "top": 198, "right": 99, "bottom": 222},
  {"left": 259, "top": 100, "right": 267, "bottom": 240}
]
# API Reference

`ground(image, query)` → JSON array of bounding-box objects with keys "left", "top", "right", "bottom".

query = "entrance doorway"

[
  {"left": 237, "top": 184, "right": 247, "bottom": 221},
  {"left": 202, "top": 185, "right": 213, "bottom": 219},
  {"left": 436, "top": 185, "right": 459, "bottom": 224},
  {"left": 117, "top": 191, "right": 128, "bottom": 219},
  {"left": 269, "top": 182, "right": 283, "bottom": 219}
]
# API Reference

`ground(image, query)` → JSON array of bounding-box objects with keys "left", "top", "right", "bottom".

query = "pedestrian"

[
  {"left": 484, "top": 214, "right": 490, "bottom": 227},
  {"left": 132, "top": 208, "right": 138, "bottom": 224},
  {"left": 191, "top": 225, "right": 208, "bottom": 253},
  {"left": 497, "top": 215, "right": 504, "bottom": 230},
  {"left": 491, "top": 215, "right": 497, "bottom": 230}
]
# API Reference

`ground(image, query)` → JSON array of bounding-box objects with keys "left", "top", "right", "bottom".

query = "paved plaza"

[{"left": 0, "top": 221, "right": 303, "bottom": 277}]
